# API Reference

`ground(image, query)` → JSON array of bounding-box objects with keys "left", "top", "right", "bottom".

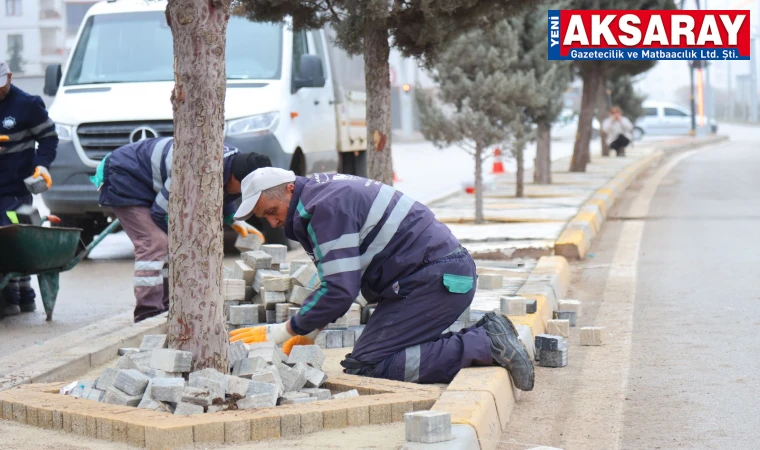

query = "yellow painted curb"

[
  {"left": 447, "top": 367, "right": 516, "bottom": 430},
  {"left": 432, "top": 390, "right": 501, "bottom": 450},
  {"left": 554, "top": 149, "right": 665, "bottom": 259}
]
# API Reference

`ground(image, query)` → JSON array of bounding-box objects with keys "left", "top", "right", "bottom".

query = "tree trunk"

[
  {"left": 570, "top": 68, "right": 601, "bottom": 172},
  {"left": 364, "top": 26, "right": 394, "bottom": 186},
  {"left": 596, "top": 76, "right": 610, "bottom": 157},
  {"left": 533, "top": 121, "right": 551, "bottom": 184},
  {"left": 166, "top": 0, "right": 229, "bottom": 372},
  {"left": 474, "top": 145, "right": 484, "bottom": 224},
  {"left": 515, "top": 143, "right": 524, "bottom": 198}
]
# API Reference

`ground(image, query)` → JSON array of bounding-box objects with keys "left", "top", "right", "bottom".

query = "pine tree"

[
  {"left": 511, "top": 5, "right": 572, "bottom": 185},
  {"left": 234, "top": 0, "right": 536, "bottom": 185},
  {"left": 416, "top": 20, "right": 541, "bottom": 223},
  {"left": 568, "top": 0, "right": 676, "bottom": 171},
  {"left": 7, "top": 39, "right": 25, "bottom": 73},
  {"left": 165, "top": 0, "right": 230, "bottom": 371}
]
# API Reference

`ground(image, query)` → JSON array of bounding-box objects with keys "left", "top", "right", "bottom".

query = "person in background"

[
  {"left": 93, "top": 137, "right": 270, "bottom": 322},
  {"left": 0, "top": 60, "right": 58, "bottom": 317},
  {"left": 602, "top": 106, "right": 634, "bottom": 157}
]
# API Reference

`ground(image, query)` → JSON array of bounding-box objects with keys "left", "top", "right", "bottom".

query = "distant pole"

[{"left": 690, "top": 61, "right": 697, "bottom": 135}]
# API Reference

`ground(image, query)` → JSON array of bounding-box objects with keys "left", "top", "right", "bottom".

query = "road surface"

[{"left": 499, "top": 123, "right": 760, "bottom": 450}]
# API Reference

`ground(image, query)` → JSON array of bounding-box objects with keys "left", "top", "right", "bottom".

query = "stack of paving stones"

[
  {"left": 223, "top": 245, "right": 369, "bottom": 349},
  {"left": 64, "top": 334, "right": 361, "bottom": 415},
  {"left": 534, "top": 334, "right": 568, "bottom": 368}
]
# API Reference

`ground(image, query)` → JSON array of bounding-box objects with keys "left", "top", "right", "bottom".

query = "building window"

[
  {"left": 6, "top": 0, "right": 22, "bottom": 16},
  {"left": 7, "top": 34, "right": 24, "bottom": 73}
]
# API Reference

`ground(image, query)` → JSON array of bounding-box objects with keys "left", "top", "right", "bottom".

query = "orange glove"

[
  {"left": 282, "top": 335, "right": 315, "bottom": 356},
  {"left": 33, "top": 166, "right": 53, "bottom": 188},
  {"left": 229, "top": 323, "right": 292, "bottom": 345},
  {"left": 0, "top": 135, "right": 8, "bottom": 150},
  {"left": 231, "top": 220, "right": 265, "bottom": 241}
]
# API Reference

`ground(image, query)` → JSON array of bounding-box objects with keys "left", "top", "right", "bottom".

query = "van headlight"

[
  {"left": 226, "top": 112, "right": 279, "bottom": 137},
  {"left": 55, "top": 123, "right": 73, "bottom": 141}
]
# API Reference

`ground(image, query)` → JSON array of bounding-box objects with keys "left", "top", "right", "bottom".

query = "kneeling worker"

[
  {"left": 93, "top": 137, "right": 271, "bottom": 322},
  {"left": 230, "top": 168, "right": 533, "bottom": 388}
]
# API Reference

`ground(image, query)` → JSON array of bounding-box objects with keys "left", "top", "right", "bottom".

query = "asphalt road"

[{"left": 499, "top": 124, "right": 760, "bottom": 450}]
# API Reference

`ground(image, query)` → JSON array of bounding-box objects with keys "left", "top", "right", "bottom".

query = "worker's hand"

[
  {"left": 230, "top": 322, "right": 293, "bottom": 345},
  {"left": 231, "top": 220, "right": 265, "bottom": 242},
  {"left": 33, "top": 166, "right": 53, "bottom": 188},
  {"left": 282, "top": 329, "right": 322, "bottom": 356}
]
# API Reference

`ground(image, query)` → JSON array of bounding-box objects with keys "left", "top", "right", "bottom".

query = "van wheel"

[{"left": 290, "top": 149, "right": 306, "bottom": 176}]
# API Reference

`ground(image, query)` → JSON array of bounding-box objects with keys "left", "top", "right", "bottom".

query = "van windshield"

[{"left": 64, "top": 12, "right": 283, "bottom": 85}]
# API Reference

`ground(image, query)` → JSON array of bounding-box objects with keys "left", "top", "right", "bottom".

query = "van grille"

[{"left": 76, "top": 121, "right": 174, "bottom": 161}]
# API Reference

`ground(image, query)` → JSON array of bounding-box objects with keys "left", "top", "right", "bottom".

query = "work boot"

[
  {"left": 2, "top": 281, "right": 21, "bottom": 317},
  {"left": 476, "top": 311, "right": 534, "bottom": 391},
  {"left": 18, "top": 277, "right": 36, "bottom": 312}
]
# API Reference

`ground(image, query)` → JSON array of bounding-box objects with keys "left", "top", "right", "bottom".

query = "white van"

[{"left": 42, "top": 0, "right": 367, "bottom": 242}]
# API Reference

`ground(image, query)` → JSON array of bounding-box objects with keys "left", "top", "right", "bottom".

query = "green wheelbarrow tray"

[{"left": 0, "top": 219, "right": 120, "bottom": 321}]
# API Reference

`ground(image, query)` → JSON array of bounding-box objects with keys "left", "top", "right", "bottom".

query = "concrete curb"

[
  {"left": 429, "top": 256, "right": 570, "bottom": 450},
  {"left": 554, "top": 135, "right": 728, "bottom": 260},
  {"left": 0, "top": 313, "right": 168, "bottom": 392}
]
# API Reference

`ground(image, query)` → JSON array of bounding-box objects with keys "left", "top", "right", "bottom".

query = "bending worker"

[
  {"left": 230, "top": 168, "right": 533, "bottom": 388},
  {"left": 93, "top": 137, "right": 270, "bottom": 322},
  {"left": 0, "top": 60, "right": 58, "bottom": 316}
]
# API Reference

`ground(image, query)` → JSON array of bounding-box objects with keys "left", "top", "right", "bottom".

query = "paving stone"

[
  {"left": 314, "top": 331, "right": 327, "bottom": 348},
  {"left": 580, "top": 327, "right": 604, "bottom": 346},
  {"left": 289, "top": 260, "right": 312, "bottom": 275},
  {"left": 349, "top": 325, "right": 365, "bottom": 341},
  {"left": 279, "top": 363, "right": 308, "bottom": 392},
  {"left": 538, "top": 342, "right": 568, "bottom": 368},
  {"left": 139, "top": 334, "right": 168, "bottom": 351},
  {"left": 266, "top": 310, "right": 276, "bottom": 323},
  {"left": 405, "top": 411, "right": 453, "bottom": 444},
  {"left": 137, "top": 397, "right": 174, "bottom": 413},
  {"left": 231, "top": 260, "right": 256, "bottom": 284},
  {"left": 355, "top": 292, "right": 368, "bottom": 307},
  {"left": 276, "top": 302, "right": 296, "bottom": 322},
  {"left": 300, "top": 388, "right": 331, "bottom": 400},
  {"left": 242, "top": 250, "right": 273, "bottom": 269},
  {"left": 190, "top": 377, "right": 225, "bottom": 402},
  {"left": 189, "top": 367, "right": 227, "bottom": 388},
  {"left": 301, "top": 410, "right": 324, "bottom": 434},
  {"left": 286, "top": 345, "right": 325, "bottom": 369},
  {"left": 225, "top": 418, "right": 251, "bottom": 443},
  {"left": 514, "top": 324, "right": 536, "bottom": 361},
  {"left": 370, "top": 403, "right": 392, "bottom": 424},
  {"left": 150, "top": 349, "right": 193, "bottom": 372},
  {"left": 477, "top": 273, "right": 503, "bottom": 290},
  {"left": 293, "top": 362, "right": 328, "bottom": 388},
  {"left": 324, "top": 330, "right": 344, "bottom": 349},
  {"left": 347, "top": 405, "right": 370, "bottom": 426},
  {"left": 331, "top": 389, "right": 359, "bottom": 400},
  {"left": 229, "top": 305, "right": 259, "bottom": 325},
  {"left": 237, "top": 393, "right": 277, "bottom": 409},
  {"left": 401, "top": 424, "right": 479, "bottom": 450},
  {"left": 118, "top": 348, "right": 140, "bottom": 356},
  {"left": 500, "top": 297, "right": 527, "bottom": 316},
  {"left": 255, "top": 290, "right": 287, "bottom": 309},
  {"left": 247, "top": 381, "right": 279, "bottom": 405},
  {"left": 250, "top": 367, "right": 285, "bottom": 396},
  {"left": 150, "top": 377, "right": 185, "bottom": 403},
  {"left": 288, "top": 307, "right": 301, "bottom": 320},
  {"left": 546, "top": 319, "right": 570, "bottom": 338},
  {"left": 261, "top": 244, "right": 288, "bottom": 264},
  {"left": 223, "top": 279, "right": 246, "bottom": 301},
  {"left": 327, "top": 303, "right": 361, "bottom": 328},
  {"left": 114, "top": 369, "right": 151, "bottom": 396},
  {"left": 553, "top": 310, "right": 577, "bottom": 327},
  {"left": 235, "top": 232, "right": 264, "bottom": 253},
  {"left": 226, "top": 376, "right": 251, "bottom": 397},
  {"left": 245, "top": 286, "right": 254, "bottom": 302},
  {"left": 182, "top": 387, "right": 214, "bottom": 407},
  {"left": 68, "top": 380, "right": 93, "bottom": 398},
  {"left": 103, "top": 387, "right": 142, "bottom": 406},
  {"left": 291, "top": 265, "right": 320, "bottom": 289},
  {"left": 84, "top": 388, "right": 105, "bottom": 402},
  {"left": 206, "top": 405, "right": 223, "bottom": 414},
  {"left": 138, "top": 367, "right": 182, "bottom": 379},
  {"left": 253, "top": 269, "right": 281, "bottom": 292},
  {"left": 525, "top": 299, "right": 538, "bottom": 314},
  {"left": 342, "top": 329, "right": 355, "bottom": 347},
  {"left": 278, "top": 413, "right": 301, "bottom": 438},
  {"left": 534, "top": 334, "right": 564, "bottom": 351},
  {"left": 558, "top": 299, "right": 583, "bottom": 317},
  {"left": 228, "top": 340, "right": 249, "bottom": 369},
  {"left": 174, "top": 402, "right": 204, "bottom": 415},
  {"left": 248, "top": 341, "right": 281, "bottom": 364},
  {"left": 279, "top": 392, "right": 310, "bottom": 402},
  {"left": 95, "top": 368, "right": 119, "bottom": 391},
  {"left": 263, "top": 276, "right": 292, "bottom": 292}
]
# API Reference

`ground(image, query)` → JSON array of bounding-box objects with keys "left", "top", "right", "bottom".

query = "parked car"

[
  {"left": 635, "top": 100, "right": 718, "bottom": 139},
  {"left": 42, "top": 0, "right": 368, "bottom": 245}
]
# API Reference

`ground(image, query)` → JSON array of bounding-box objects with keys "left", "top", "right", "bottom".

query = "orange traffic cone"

[
  {"left": 393, "top": 171, "right": 402, "bottom": 182},
  {"left": 492, "top": 147, "right": 505, "bottom": 174}
]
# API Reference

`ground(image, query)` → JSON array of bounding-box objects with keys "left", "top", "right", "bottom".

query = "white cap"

[
  {"left": 234, "top": 167, "right": 296, "bottom": 220},
  {"left": 0, "top": 61, "right": 9, "bottom": 88}
]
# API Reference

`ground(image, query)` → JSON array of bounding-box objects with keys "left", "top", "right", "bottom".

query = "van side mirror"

[
  {"left": 44, "top": 64, "right": 62, "bottom": 97},
  {"left": 293, "top": 54, "right": 326, "bottom": 92}
]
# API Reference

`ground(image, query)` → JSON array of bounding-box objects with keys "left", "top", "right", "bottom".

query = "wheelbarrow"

[{"left": 0, "top": 218, "right": 121, "bottom": 321}]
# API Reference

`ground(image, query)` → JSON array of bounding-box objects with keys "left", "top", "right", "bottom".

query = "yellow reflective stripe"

[{"left": 6, "top": 211, "right": 19, "bottom": 224}]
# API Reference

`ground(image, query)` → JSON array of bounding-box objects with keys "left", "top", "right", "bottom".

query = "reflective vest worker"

[
  {"left": 229, "top": 168, "right": 534, "bottom": 388},
  {"left": 93, "top": 137, "right": 271, "bottom": 322}
]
